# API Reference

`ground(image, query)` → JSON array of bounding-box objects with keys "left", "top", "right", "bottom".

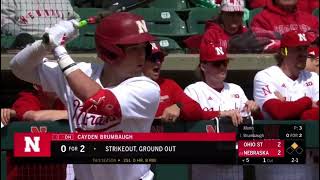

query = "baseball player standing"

[
  {"left": 184, "top": 37, "right": 260, "bottom": 180},
  {"left": 254, "top": 30, "right": 319, "bottom": 120},
  {"left": 10, "top": 12, "right": 160, "bottom": 180},
  {"left": 184, "top": 38, "right": 260, "bottom": 126}
]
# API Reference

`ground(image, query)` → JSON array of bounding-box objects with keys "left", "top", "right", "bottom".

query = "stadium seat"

[
  {"left": 131, "top": 8, "right": 188, "bottom": 37},
  {"left": 313, "top": 8, "right": 319, "bottom": 17},
  {"left": 1, "top": 35, "right": 15, "bottom": 49},
  {"left": 247, "top": 8, "right": 263, "bottom": 27},
  {"left": 186, "top": 7, "right": 220, "bottom": 34},
  {"left": 155, "top": 36, "right": 184, "bottom": 53},
  {"left": 148, "top": 0, "right": 188, "bottom": 10},
  {"left": 67, "top": 36, "right": 95, "bottom": 51},
  {"left": 73, "top": 8, "right": 104, "bottom": 36}
]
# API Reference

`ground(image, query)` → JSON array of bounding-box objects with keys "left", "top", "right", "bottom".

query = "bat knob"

[{"left": 42, "top": 33, "right": 50, "bottom": 44}]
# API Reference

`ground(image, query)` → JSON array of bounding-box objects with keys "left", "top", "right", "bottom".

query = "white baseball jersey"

[
  {"left": 254, "top": 65, "right": 319, "bottom": 119},
  {"left": 41, "top": 62, "right": 159, "bottom": 180},
  {"left": 10, "top": 41, "right": 160, "bottom": 180},
  {"left": 184, "top": 81, "right": 249, "bottom": 116},
  {"left": 185, "top": 82, "right": 246, "bottom": 180}
]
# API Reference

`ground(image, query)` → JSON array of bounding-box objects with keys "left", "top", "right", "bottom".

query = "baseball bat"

[{"left": 42, "top": 0, "right": 154, "bottom": 44}]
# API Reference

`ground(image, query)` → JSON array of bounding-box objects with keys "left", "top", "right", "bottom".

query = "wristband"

[{"left": 58, "top": 54, "right": 79, "bottom": 76}]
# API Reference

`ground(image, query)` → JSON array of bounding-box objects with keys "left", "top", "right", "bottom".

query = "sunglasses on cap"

[
  {"left": 209, "top": 60, "right": 229, "bottom": 67},
  {"left": 147, "top": 52, "right": 164, "bottom": 63}
]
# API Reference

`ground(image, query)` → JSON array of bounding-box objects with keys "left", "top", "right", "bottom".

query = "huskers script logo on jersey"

[{"left": 72, "top": 99, "right": 121, "bottom": 132}]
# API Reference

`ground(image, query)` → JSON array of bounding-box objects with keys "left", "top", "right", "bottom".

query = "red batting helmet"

[
  {"left": 95, "top": 12, "right": 155, "bottom": 62},
  {"left": 148, "top": 42, "right": 168, "bottom": 63}
]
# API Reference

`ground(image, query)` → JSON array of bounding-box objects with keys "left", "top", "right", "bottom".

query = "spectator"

[
  {"left": 1, "top": 85, "right": 67, "bottom": 126},
  {"left": 248, "top": 0, "right": 319, "bottom": 14},
  {"left": 250, "top": 0, "right": 319, "bottom": 52},
  {"left": 184, "top": 0, "right": 248, "bottom": 52},
  {"left": 1, "top": 0, "right": 79, "bottom": 37},
  {"left": 184, "top": 36, "right": 260, "bottom": 180},
  {"left": 253, "top": 30, "right": 319, "bottom": 121},
  {"left": 143, "top": 42, "right": 222, "bottom": 123},
  {"left": 305, "top": 46, "right": 319, "bottom": 74}
]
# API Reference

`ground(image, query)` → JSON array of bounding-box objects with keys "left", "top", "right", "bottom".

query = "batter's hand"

[
  {"left": 1, "top": 108, "right": 16, "bottom": 126},
  {"left": 44, "top": 20, "right": 79, "bottom": 48},
  {"left": 274, "top": 91, "right": 286, "bottom": 101},
  {"left": 244, "top": 100, "right": 260, "bottom": 113},
  {"left": 220, "top": 109, "right": 242, "bottom": 127},
  {"left": 158, "top": 104, "right": 181, "bottom": 123}
]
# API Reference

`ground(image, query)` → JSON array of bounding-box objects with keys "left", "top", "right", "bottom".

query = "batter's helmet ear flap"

[
  {"left": 281, "top": 47, "right": 288, "bottom": 56},
  {"left": 145, "top": 42, "right": 152, "bottom": 60},
  {"left": 104, "top": 50, "right": 119, "bottom": 64},
  {"left": 96, "top": 41, "right": 126, "bottom": 64}
]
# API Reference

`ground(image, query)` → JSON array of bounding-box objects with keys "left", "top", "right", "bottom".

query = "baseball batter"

[
  {"left": 10, "top": 12, "right": 160, "bottom": 180},
  {"left": 254, "top": 30, "right": 319, "bottom": 120}
]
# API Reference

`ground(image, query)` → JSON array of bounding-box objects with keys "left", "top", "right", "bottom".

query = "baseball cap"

[
  {"left": 148, "top": 42, "right": 168, "bottom": 63},
  {"left": 220, "top": 0, "right": 245, "bottom": 12},
  {"left": 200, "top": 41, "right": 228, "bottom": 62},
  {"left": 280, "top": 31, "right": 311, "bottom": 48},
  {"left": 308, "top": 47, "right": 319, "bottom": 57}
]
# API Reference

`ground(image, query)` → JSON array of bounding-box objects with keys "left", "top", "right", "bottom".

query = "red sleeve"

[
  {"left": 53, "top": 99, "right": 66, "bottom": 110},
  {"left": 250, "top": 11, "right": 274, "bottom": 33},
  {"left": 310, "top": 0, "right": 319, "bottom": 13},
  {"left": 262, "top": 97, "right": 312, "bottom": 120},
  {"left": 168, "top": 80, "right": 219, "bottom": 121},
  {"left": 310, "top": 15, "right": 319, "bottom": 34},
  {"left": 82, "top": 89, "right": 121, "bottom": 119},
  {"left": 183, "top": 35, "right": 203, "bottom": 49},
  {"left": 300, "top": 107, "right": 319, "bottom": 120},
  {"left": 12, "top": 92, "right": 41, "bottom": 120},
  {"left": 249, "top": 0, "right": 268, "bottom": 9}
]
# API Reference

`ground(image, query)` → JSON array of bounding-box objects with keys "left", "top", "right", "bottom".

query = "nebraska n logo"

[
  {"left": 24, "top": 136, "right": 40, "bottom": 152},
  {"left": 262, "top": 85, "right": 272, "bottom": 96},
  {"left": 14, "top": 133, "right": 51, "bottom": 157},
  {"left": 136, "top": 20, "right": 148, "bottom": 33},
  {"left": 215, "top": 47, "right": 224, "bottom": 55},
  {"left": 309, "top": 51, "right": 315, "bottom": 56},
  {"left": 150, "top": 42, "right": 158, "bottom": 50},
  {"left": 297, "top": 33, "right": 307, "bottom": 41}
]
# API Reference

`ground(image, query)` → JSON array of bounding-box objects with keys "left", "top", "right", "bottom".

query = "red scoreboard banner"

[{"left": 13, "top": 132, "right": 237, "bottom": 164}]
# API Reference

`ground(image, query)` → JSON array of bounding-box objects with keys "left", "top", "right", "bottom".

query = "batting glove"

[{"left": 44, "top": 19, "right": 79, "bottom": 48}]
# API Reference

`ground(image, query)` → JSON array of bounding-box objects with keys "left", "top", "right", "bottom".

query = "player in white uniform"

[
  {"left": 253, "top": 30, "right": 319, "bottom": 180},
  {"left": 10, "top": 12, "right": 160, "bottom": 180},
  {"left": 254, "top": 30, "right": 319, "bottom": 120},
  {"left": 184, "top": 37, "right": 260, "bottom": 180},
  {"left": 185, "top": 40, "right": 260, "bottom": 126}
]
